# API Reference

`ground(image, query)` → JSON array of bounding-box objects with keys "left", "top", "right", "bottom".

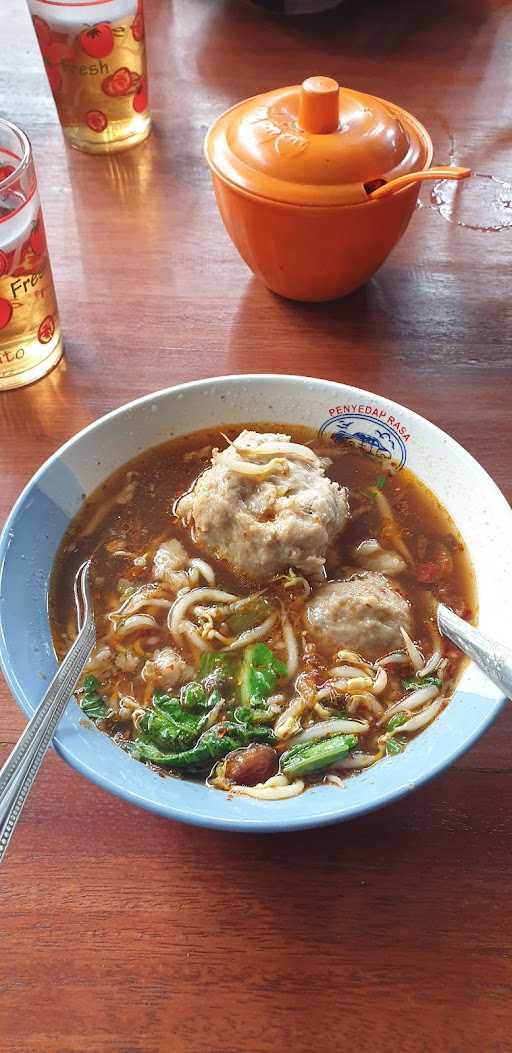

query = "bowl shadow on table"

[
  {"left": 224, "top": 270, "right": 453, "bottom": 385},
  {"left": 196, "top": 0, "right": 495, "bottom": 97}
]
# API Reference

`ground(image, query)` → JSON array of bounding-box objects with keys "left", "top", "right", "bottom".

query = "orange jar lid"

[{"left": 205, "top": 76, "right": 431, "bottom": 206}]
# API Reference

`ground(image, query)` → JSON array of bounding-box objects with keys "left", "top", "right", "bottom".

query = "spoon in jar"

[
  {"left": 367, "top": 165, "right": 471, "bottom": 201},
  {"left": 437, "top": 604, "right": 512, "bottom": 699},
  {"left": 0, "top": 560, "right": 95, "bottom": 864}
]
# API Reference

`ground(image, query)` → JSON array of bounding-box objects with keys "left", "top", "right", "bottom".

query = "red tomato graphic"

[
  {"left": 131, "top": 12, "right": 144, "bottom": 41},
  {"left": 132, "top": 77, "right": 148, "bottom": 113},
  {"left": 111, "top": 67, "right": 132, "bottom": 95},
  {"left": 86, "top": 110, "right": 108, "bottom": 133},
  {"left": 101, "top": 74, "right": 115, "bottom": 97},
  {"left": 80, "top": 23, "right": 114, "bottom": 59},
  {"left": 47, "top": 64, "right": 62, "bottom": 94},
  {"left": 44, "top": 41, "right": 74, "bottom": 63},
  {"left": 32, "top": 15, "right": 52, "bottom": 47},
  {"left": 38, "top": 315, "right": 55, "bottom": 344},
  {"left": 29, "top": 215, "right": 47, "bottom": 258},
  {"left": 0, "top": 164, "right": 15, "bottom": 184},
  {"left": 0, "top": 298, "right": 13, "bottom": 330},
  {"left": 0, "top": 250, "right": 13, "bottom": 278}
]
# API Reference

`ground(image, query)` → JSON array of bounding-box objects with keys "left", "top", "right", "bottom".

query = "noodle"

[{"left": 52, "top": 421, "right": 473, "bottom": 801}]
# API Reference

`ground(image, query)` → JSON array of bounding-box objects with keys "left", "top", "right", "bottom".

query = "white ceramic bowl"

[{"left": 0, "top": 375, "right": 510, "bottom": 832}]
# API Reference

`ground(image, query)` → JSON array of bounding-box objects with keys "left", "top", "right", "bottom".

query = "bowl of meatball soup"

[{"left": 0, "top": 375, "right": 510, "bottom": 832}]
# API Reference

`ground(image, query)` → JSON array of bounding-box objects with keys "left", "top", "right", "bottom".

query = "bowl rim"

[{"left": 0, "top": 374, "right": 509, "bottom": 832}]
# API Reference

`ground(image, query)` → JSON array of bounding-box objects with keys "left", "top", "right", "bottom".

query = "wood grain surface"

[{"left": 1, "top": 1, "right": 511, "bottom": 1050}]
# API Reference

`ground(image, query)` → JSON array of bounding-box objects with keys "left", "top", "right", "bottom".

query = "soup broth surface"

[{"left": 51, "top": 423, "right": 476, "bottom": 798}]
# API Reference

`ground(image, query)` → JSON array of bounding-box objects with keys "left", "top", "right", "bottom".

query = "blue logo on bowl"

[{"left": 319, "top": 412, "right": 407, "bottom": 468}]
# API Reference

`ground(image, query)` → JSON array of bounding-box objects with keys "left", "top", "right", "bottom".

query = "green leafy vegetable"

[
  {"left": 140, "top": 694, "right": 207, "bottom": 751},
  {"left": 375, "top": 474, "right": 387, "bottom": 490},
  {"left": 386, "top": 737, "right": 404, "bottom": 755},
  {"left": 240, "top": 643, "right": 287, "bottom": 708},
  {"left": 179, "top": 681, "right": 211, "bottom": 711},
  {"left": 80, "top": 674, "right": 109, "bottom": 721},
  {"left": 199, "top": 652, "right": 237, "bottom": 680},
  {"left": 152, "top": 692, "right": 181, "bottom": 717},
  {"left": 133, "top": 721, "right": 274, "bottom": 770},
  {"left": 140, "top": 709, "right": 205, "bottom": 752},
  {"left": 281, "top": 734, "right": 357, "bottom": 778},
  {"left": 233, "top": 705, "right": 274, "bottom": 726},
  {"left": 402, "top": 676, "right": 442, "bottom": 691},
  {"left": 224, "top": 596, "right": 273, "bottom": 636},
  {"left": 387, "top": 712, "right": 409, "bottom": 733}
]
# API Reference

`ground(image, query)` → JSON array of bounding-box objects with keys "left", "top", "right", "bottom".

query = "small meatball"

[
  {"left": 224, "top": 745, "right": 279, "bottom": 786},
  {"left": 85, "top": 644, "right": 112, "bottom": 675},
  {"left": 114, "top": 648, "right": 140, "bottom": 674},
  {"left": 153, "top": 539, "right": 189, "bottom": 583},
  {"left": 178, "top": 430, "right": 349, "bottom": 581},
  {"left": 141, "top": 647, "right": 193, "bottom": 690},
  {"left": 306, "top": 571, "right": 413, "bottom": 661}
]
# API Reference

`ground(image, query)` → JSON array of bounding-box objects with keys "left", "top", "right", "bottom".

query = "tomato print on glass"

[
  {"left": 0, "top": 118, "right": 63, "bottom": 390},
  {"left": 27, "top": 0, "right": 151, "bottom": 154}
]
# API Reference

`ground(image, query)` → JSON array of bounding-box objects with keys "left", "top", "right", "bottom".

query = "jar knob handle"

[{"left": 299, "top": 76, "right": 340, "bottom": 134}]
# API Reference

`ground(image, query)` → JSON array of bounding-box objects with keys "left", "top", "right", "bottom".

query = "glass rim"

[{"left": 0, "top": 117, "right": 32, "bottom": 194}]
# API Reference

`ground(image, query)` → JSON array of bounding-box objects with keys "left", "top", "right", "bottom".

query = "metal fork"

[{"left": 0, "top": 560, "right": 95, "bottom": 863}]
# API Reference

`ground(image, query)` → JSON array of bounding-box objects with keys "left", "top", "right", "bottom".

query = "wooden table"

[{"left": 1, "top": 1, "right": 511, "bottom": 1050}]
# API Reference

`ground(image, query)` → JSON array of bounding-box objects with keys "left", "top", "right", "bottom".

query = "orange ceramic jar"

[{"left": 205, "top": 77, "right": 468, "bottom": 302}]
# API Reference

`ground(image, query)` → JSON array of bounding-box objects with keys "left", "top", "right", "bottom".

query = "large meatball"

[
  {"left": 306, "top": 571, "right": 413, "bottom": 661},
  {"left": 177, "top": 430, "right": 349, "bottom": 581}
]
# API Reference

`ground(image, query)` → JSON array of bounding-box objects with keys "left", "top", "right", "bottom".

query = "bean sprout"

[
  {"left": 280, "top": 609, "right": 299, "bottom": 678},
  {"left": 334, "top": 752, "right": 382, "bottom": 770},
  {"left": 317, "top": 675, "right": 374, "bottom": 701},
  {"left": 287, "top": 717, "right": 369, "bottom": 747},
  {"left": 371, "top": 488, "right": 414, "bottom": 564},
  {"left": 372, "top": 666, "right": 388, "bottom": 695},
  {"left": 400, "top": 627, "right": 424, "bottom": 671},
  {"left": 347, "top": 692, "right": 384, "bottom": 717},
  {"left": 418, "top": 650, "right": 442, "bottom": 677},
  {"left": 182, "top": 621, "right": 212, "bottom": 652},
  {"left": 324, "top": 774, "right": 345, "bottom": 787},
  {"left": 226, "top": 613, "right": 278, "bottom": 651},
  {"left": 169, "top": 588, "right": 237, "bottom": 639},
  {"left": 274, "top": 696, "right": 305, "bottom": 740},
  {"left": 329, "top": 664, "right": 367, "bottom": 679},
  {"left": 278, "top": 570, "right": 311, "bottom": 596},
  {"left": 229, "top": 456, "right": 288, "bottom": 478},
  {"left": 381, "top": 683, "right": 439, "bottom": 723},
  {"left": 235, "top": 441, "right": 320, "bottom": 464},
  {"left": 334, "top": 650, "right": 375, "bottom": 676},
  {"left": 377, "top": 651, "right": 407, "bottom": 667},
  {"left": 381, "top": 697, "right": 444, "bottom": 737}
]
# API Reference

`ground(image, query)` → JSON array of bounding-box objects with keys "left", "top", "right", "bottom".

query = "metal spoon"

[
  {"left": 437, "top": 604, "right": 512, "bottom": 699},
  {"left": 0, "top": 561, "right": 95, "bottom": 863}
]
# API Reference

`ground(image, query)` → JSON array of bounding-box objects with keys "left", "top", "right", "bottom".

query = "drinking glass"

[
  {"left": 27, "top": 0, "right": 151, "bottom": 154},
  {"left": 0, "top": 118, "right": 63, "bottom": 391}
]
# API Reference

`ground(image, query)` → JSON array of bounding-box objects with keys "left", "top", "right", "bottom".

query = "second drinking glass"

[{"left": 27, "top": 0, "right": 151, "bottom": 154}]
